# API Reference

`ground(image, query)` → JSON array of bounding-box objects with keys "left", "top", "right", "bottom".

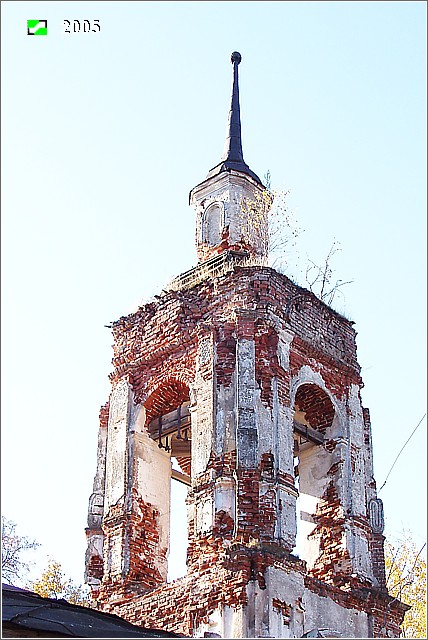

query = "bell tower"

[
  {"left": 85, "top": 52, "right": 408, "bottom": 638},
  {"left": 190, "top": 52, "right": 271, "bottom": 264}
]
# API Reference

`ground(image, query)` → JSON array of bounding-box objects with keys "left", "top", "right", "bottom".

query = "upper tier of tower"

[{"left": 189, "top": 52, "right": 271, "bottom": 264}]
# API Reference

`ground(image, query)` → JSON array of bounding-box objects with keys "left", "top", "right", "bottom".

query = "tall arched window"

[
  {"left": 292, "top": 383, "right": 335, "bottom": 567},
  {"left": 144, "top": 379, "right": 191, "bottom": 581}
]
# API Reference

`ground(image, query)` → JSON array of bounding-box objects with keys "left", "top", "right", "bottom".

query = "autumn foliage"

[
  {"left": 30, "top": 558, "right": 91, "bottom": 607},
  {"left": 385, "top": 533, "right": 427, "bottom": 638}
]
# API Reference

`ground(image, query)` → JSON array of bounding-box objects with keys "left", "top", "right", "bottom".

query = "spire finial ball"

[{"left": 231, "top": 51, "right": 242, "bottom": 65}]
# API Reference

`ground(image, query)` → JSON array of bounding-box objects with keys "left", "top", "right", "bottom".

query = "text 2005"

[{"left": 63, "top": 20, "right": 100, "bottom": 33}]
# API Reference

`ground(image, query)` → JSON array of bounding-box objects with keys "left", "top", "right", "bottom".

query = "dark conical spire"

[
  {"left": 206, "top": 52, "right": 263, "bottom": 185},
  {"left": 222, "top": 51, "right": 245, "bottom": 164}
]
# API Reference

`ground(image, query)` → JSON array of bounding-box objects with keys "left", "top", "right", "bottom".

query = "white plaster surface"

[
  {"left": 264, "top": 566, "right": 305, "bottom": 638},
  {"left": 256, "top": 393, "right": 274, "bottom": 456},
  {"left": 237, "top": 339, "right": 255, "bottom": 407},
  {"left": 192, "top": 397, "right": 213, "bottom": 475},
  {"left": 278, "top": 404, "right": 295, "bottom": 476},
  {"left": 346, "top": 384, "right": 368, "bottom": 519},
  {"left": 303, "top": 588, "right": 369, "bottom": 638},
  {"left": 135, "top": 432, "right": 171, "bottom": 565},
  {"left": 192, "top": 351, "right": 214, "bottom": 476},
  {"left": 264, "top": 566, "right": 370, "bottom": 638},
  {"left": 106, "top": 533, "right": 123, "bottom": 578},
  {"left": 104, "top": 380, "right": 129, "bottom": 512},
  {"left": 195, "top": 495, "right": 214, "bottom": 535},
  {"left": 277, "top": 486, "right": 297, "bottom": 549},
  {"left": 297, "top": 443, "right": 333, "bottom": 564},
  {"left": 346, "top": 527, "right": 373, "bottom": 581},
  {"left": 277, "top": 329, "right": 294, "bottom": 371},
  {"left": 190, "top": 171, "right": 268, "bottom": 258},
  {"left": 215, "top": 476, "right": 235, "bottom": 521},
  {"left": 216, "top": 381, "right": 236, "bottom": 455},
  {"left": 203, "top": 202, "right": 223, "bottom": 246},
  {"left": 236, "top": 338, "right": 257, "bottom": 468}
]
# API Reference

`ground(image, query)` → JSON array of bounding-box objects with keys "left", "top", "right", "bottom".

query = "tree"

[
  {"left": 30, "top": 558, "right": 91, "bottom": 606},
  {"left": 304, "top": 240, "right": 353, "bottom": 306},
  {"left": 385, "top": 532, "right": 427, "bottom": 638},
  {"left": 239, "top": 171, "right": 301, "bottom": 272},
  {"left": 239, "top": 174, "right": 352, "bottom": 308},
  {"left": 1, "top": 516, "right": 40, "bottom": 585}
]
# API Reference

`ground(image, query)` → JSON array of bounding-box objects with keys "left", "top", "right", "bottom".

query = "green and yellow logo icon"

[{"left": 27, "top": 20, "right": 48, "bottom": 36}]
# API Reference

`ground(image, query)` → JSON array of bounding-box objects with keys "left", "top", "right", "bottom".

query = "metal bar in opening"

[
  {"left": 171, "top": 469, "right": 191, "bottom": 486},
  {"left": 293, "top": 420, "right": 324, "bottom": 445}
]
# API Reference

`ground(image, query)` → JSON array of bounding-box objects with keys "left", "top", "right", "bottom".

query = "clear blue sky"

[{"left": 2, "top": 1, "right": 426, "bottom": 586}]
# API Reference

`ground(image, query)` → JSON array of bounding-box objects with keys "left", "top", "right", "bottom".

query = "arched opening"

[
  {"left": 292, "top": 383, "right": 335, "bottom": 567},
  {"left": 144, "top": 379, "right": 191, "bottom": 582}
]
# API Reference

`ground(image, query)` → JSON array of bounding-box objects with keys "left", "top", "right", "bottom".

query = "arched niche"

[{"left": 202, "top": 202, "right": 223, "bottom": 247}]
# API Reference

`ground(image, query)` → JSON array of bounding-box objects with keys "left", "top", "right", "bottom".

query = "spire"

[
  {"left": 206, "top": 52, "right": 263, "bottom": 185},
  {"left": 222, "top": 51, "right": 244, "bottom": 165}
]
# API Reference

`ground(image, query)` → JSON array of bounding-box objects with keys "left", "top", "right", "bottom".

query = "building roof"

[
  {"left": 2, "top": 584, "right": 185, "bottom": 638},
  {"left": 205, "top": 51, "right": 263, "bottom": 186}
]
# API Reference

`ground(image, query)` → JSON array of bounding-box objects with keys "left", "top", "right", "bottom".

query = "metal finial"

[{"left": 231, "top": 51, "right": 242, "bottom": 65}]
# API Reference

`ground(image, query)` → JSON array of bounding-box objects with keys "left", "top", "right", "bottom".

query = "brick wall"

[{"left": 85, "top": 260, "right": 406, "bottom": 637}]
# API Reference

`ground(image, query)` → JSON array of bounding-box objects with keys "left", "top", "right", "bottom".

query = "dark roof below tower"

[{"left": 2, "top": 583, "right": 186, "bottom": 638}]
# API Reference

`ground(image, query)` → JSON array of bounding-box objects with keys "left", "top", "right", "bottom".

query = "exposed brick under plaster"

[
  {"left": 86, "top": 262, "right": 407, "bottom": 637},
  {"left": 109, "top": 266, "right": 361, "bottom": 391},
  {"left": 93, "top": 447, "right": 404, "bottom": 637},
  {"left": 97, "top": 546, "right": 406, "bottom": 638}
]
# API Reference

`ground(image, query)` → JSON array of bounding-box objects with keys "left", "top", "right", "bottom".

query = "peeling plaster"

[
  {"left": 277, "top": 329, "right": 294, "bottom": 371},
  {"left": 85, "top": 262, "right": 403, "bottom": 637}
]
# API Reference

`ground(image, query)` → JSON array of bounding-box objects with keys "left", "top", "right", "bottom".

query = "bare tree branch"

[
  {"left": 1, "top": 516, "right": 40, "bottom": 585},
  {"left": 239, "top": 179, "right": 352, "bottom": 308}
]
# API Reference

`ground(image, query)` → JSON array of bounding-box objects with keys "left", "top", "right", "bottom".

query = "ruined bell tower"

[{"left": 85, "top": 52, "right": 408, "bottom": 638}]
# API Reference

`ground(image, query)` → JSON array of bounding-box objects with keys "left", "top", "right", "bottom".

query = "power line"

[{"left": 378, "top": 413, "right": 426, "bottom": 493}]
